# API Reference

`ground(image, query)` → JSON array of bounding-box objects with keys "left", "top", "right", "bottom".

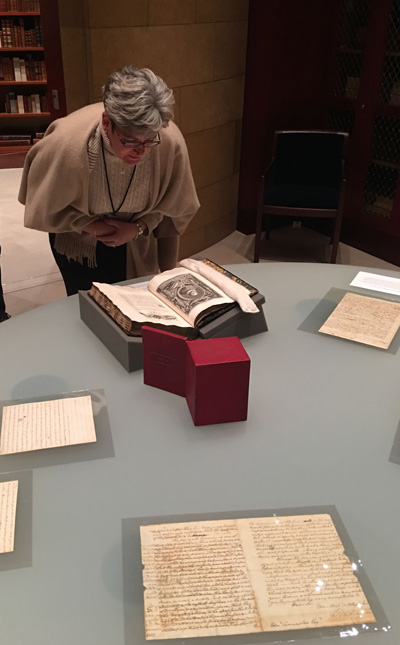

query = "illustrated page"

[
  {"left": 148, "top": 268, "right": 233, "bottom": 326},
  {"left": 0, "top": 395, "right": 96, "bottom": 455}
]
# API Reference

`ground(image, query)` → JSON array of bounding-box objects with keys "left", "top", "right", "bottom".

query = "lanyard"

[{"left": 101, "top": 137, "right": 136, "bottom": 215}]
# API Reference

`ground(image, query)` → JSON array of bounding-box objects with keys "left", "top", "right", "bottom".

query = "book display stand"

[{"left": 79, "top": 289, "right": 267, "bottom": 373}]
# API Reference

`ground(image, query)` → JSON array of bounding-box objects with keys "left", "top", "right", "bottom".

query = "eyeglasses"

[{"left": 115, "top": 130, "right": 161, "bottom": 150}]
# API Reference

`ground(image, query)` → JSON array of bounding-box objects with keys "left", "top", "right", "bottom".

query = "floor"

[{"left": 1, "top": 167, "right": 398, "bottom": 318}]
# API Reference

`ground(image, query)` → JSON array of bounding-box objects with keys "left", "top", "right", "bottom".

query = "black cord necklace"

[{"left": 101, "top": 137, "right": 136, "bottom": 215}]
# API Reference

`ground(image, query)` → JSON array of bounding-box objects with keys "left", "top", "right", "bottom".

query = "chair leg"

[
  {"left": 264, "top": 214, "right": 270, "bottom": 240},
  {"left": 330, "top": 218, "right": 341, "bottom": 264},
  {"left": 254, "top": 178, "right": 265, "bottom": 263},
  {"left": 254, "top": 207, "right": 262, "bottom": 263}
]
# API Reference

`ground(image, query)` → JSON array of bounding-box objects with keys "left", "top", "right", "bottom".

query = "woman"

[{"left": 19, "top": 66, "right": 199, "bottom": 295}]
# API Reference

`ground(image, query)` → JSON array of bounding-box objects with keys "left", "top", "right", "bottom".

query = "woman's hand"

[
  {"left": 82, "top": 220, "right": 116, "bottom": 239},
  {"left": 99, "top": 219, "right": 147, "bottom": 247}
]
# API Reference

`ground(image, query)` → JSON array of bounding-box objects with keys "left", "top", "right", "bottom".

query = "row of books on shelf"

[
  {"left": 0, "top": 0, "right": 40, "bottom": 10},
  {"left": 0, "top": 17, "right": 42, "bottom": 47},
  {"left": 0, "top": 55, "right": 46, "bottom": 80},
  {"left": 4, "top": 91, "right": 48, "bottom": 112},
  {"left": 0, "top": 131, "right": 44, "bottom": 146}
]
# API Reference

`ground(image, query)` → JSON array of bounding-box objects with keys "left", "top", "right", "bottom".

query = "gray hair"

[{"left": 102, "top": 66, "right": 174, "bottom": 134}]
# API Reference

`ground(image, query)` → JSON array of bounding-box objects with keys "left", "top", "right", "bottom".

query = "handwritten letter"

[
  {"left": 0, "top": 395, "right": 96, "bottom": 455},
  {"left": 141, "top": 514, "right": 375, "bottom": 640},
  {"left": 140, "top": 520, "right": 262, "bottom": 639},
  {"left": 319, "top": 292, "right": 400, "bottom": 349},
  {"left": 0, "top": 480, "right": 18, "bottom": 553},
  {"left": 237, "top": 514, "right": 375, "bottom": 630}
]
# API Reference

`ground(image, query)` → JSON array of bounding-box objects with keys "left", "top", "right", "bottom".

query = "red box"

[
  {"left": 185, "top": 337, "right": 250, "bottom": 426},
  {"left": 142, "top": 326, "right": 186, "bottom": 396}
]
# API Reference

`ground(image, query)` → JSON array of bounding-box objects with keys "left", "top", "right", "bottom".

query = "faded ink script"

[
  {"left": 0, "top": 480, "right": 18, "bottom": 553},
  {"left": 140, "top": 514, "right": 375, "bottom": 640},
  {"left": 0, "top": 395, "right": 96, "bottom": 455}
]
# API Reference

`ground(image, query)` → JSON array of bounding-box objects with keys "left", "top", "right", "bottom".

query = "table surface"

[{"left": 1, "top": 262, "right": 400, "bottom": 645}]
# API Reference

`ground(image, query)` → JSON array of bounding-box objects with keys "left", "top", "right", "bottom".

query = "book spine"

[
  {"left": 34, "top": 92, "right": 40, "bottom": 112},
  {"left": 13, "top": 56, "right": 21, "bottom": 81},
  {"left": 16, "top": 93, "right": 24, "bottom": 113},
  {"left": 20, "top": 57, "right": 27, "bottom": 81},
  {"left": 8, "top": 91, "right": 17, "bottom": 113}
]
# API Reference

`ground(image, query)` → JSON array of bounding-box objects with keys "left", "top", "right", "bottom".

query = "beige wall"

[{"left": 57, "top": 0, "right": 249, "bottom": 257}]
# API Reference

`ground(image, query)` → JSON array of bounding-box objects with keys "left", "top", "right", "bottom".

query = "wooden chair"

[{"left": 254, "top": 130, "right": 348, "bottom": 263}]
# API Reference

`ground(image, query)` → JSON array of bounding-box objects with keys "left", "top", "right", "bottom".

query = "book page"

[
  {"left": 237, "top": 515, "right": 375, "bottom": 631},
  {"left": 350, "top": 271, "right": 400, "bottom": 296},
  {"left": 148, "top": 268, "right": 234, "bottom": 326},
  {"left": 319, "top": 292, "right": 400, "bottom": 349},
  {"left": 140, "top": 520, "right": 262, "bottom": 640},
  {"left": 0, "top": 480, "right": 18, "bottom": 553},
  {"left": 0, "top": 395, "right": 96, "bottom": 455},
  {"left": 92, "top": 282, "right": 191, "bottom": 329}
]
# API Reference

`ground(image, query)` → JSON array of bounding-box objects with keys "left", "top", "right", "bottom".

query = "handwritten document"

[
  {"left": 0, "top": 395, "right": 96, "bottom": 455},
  {"left": 0, "top": 480, "right": 18, "bottom": 553},
  {"left": 319, "top": 292, "right": 400, "bottom": 349},
  {"left": 140, "top": 514, "right": 375, "bottom": 640}
]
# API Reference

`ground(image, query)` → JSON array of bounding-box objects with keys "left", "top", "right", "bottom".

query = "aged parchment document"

[
  {"left": 0, "top": 480, "right": 18, "bottom": 553},
  {"left": 0, "top": 395, "right": 96, "bottom": 455},
  {"left": 319, "top": 292, "right": 400, "bottom": 349},
  {"left": 140, "top": 514, "right": 375, "bottom": 640}
]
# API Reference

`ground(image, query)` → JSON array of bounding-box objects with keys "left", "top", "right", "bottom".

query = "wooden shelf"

[
  {"left": 0, "top": 47, "right": 43, "bottom": 51},
  {"left": 338, "top": 47, "right": 364, "bottom": 54},
  {"left": 363, "top": 203, "right": 392, "bottom": 219},
  {"left": 376, "top": 103, "right": 400, "bottom": 119},
  {"left": 0, "top": 144, "right": 32, "bottom": 152},
  {"left": 0, "top": 80, "right": 47, "bottom": 85},
  {"left": 371, "top": 158, "right": 400, "bottom": 170},
  {"left": 0, "top": 112, "right": 50, "bottom": 117},
  {"left": 0, "top": 12, "right": 40, "bottom": 16}
]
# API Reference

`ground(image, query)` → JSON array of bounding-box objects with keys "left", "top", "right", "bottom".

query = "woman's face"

[{"left": 102, "top": 112, "right": 158, "bottom": 166}]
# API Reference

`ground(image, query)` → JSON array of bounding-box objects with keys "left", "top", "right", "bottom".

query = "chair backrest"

[{"left": 271, "top": 130, "right": 348, "bottom": 188}]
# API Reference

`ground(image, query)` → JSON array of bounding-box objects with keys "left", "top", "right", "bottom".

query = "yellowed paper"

[
  {"left": 0, "top": 480, "right": 18, "bottom": 553},
  {"left": 319, "top": 292, "right": 400, "bottom": 349},
  {"left": 0, "top": 395, "right": 96, "bottom": 455},
  {"left": 141, "top": 520, "right": 262, "bottom": 639},
  {"left": 140, "top": 515, "right": 375, "bottom": 640},
  {"left": 237, "top": 515, "right": 375, "bottom": 631}
]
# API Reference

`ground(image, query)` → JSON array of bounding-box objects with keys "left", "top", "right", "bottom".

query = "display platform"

[
  {"left": 0, "top": 263, "right": 399, "bottom": 645},
  {"left": 79, "top": 287, "right": 267, "bottom": 372}
]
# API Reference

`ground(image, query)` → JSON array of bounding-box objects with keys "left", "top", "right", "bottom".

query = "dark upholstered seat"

[{"left": 254, "top": 130, "right": 348, "bottom": 263}]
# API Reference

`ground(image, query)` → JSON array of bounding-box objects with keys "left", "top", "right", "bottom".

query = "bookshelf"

[{"left": 0, "top": 0, "right": 66, "bottom": 168}]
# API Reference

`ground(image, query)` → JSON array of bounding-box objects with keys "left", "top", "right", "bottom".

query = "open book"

[{"left": 88, "top": 259, "right": 259, "bottom": 339}]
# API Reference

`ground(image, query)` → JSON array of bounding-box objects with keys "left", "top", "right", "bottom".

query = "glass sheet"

[
  {"left": 0, "top": 470, "right": 32, "bottom": 572},
  {"left": 298, "top": 287, "right": 400, "bottom": 354},
  {"left": 389, "top": 419, "right": 400, "bottom": 465},
  {"left": 122, "top": 506, "right": 389, "bottom": 645},
  {"left": 0, "top": 388, "right": 114, "bottom": 473}
]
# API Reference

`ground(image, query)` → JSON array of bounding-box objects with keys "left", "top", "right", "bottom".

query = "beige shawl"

[{"left": 19, "top": 103, "right": 200, "bottom": 277}]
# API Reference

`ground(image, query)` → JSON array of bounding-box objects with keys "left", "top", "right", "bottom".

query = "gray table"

[{"left": 1, "top": 263, "right": 399, "bottom": 645}]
